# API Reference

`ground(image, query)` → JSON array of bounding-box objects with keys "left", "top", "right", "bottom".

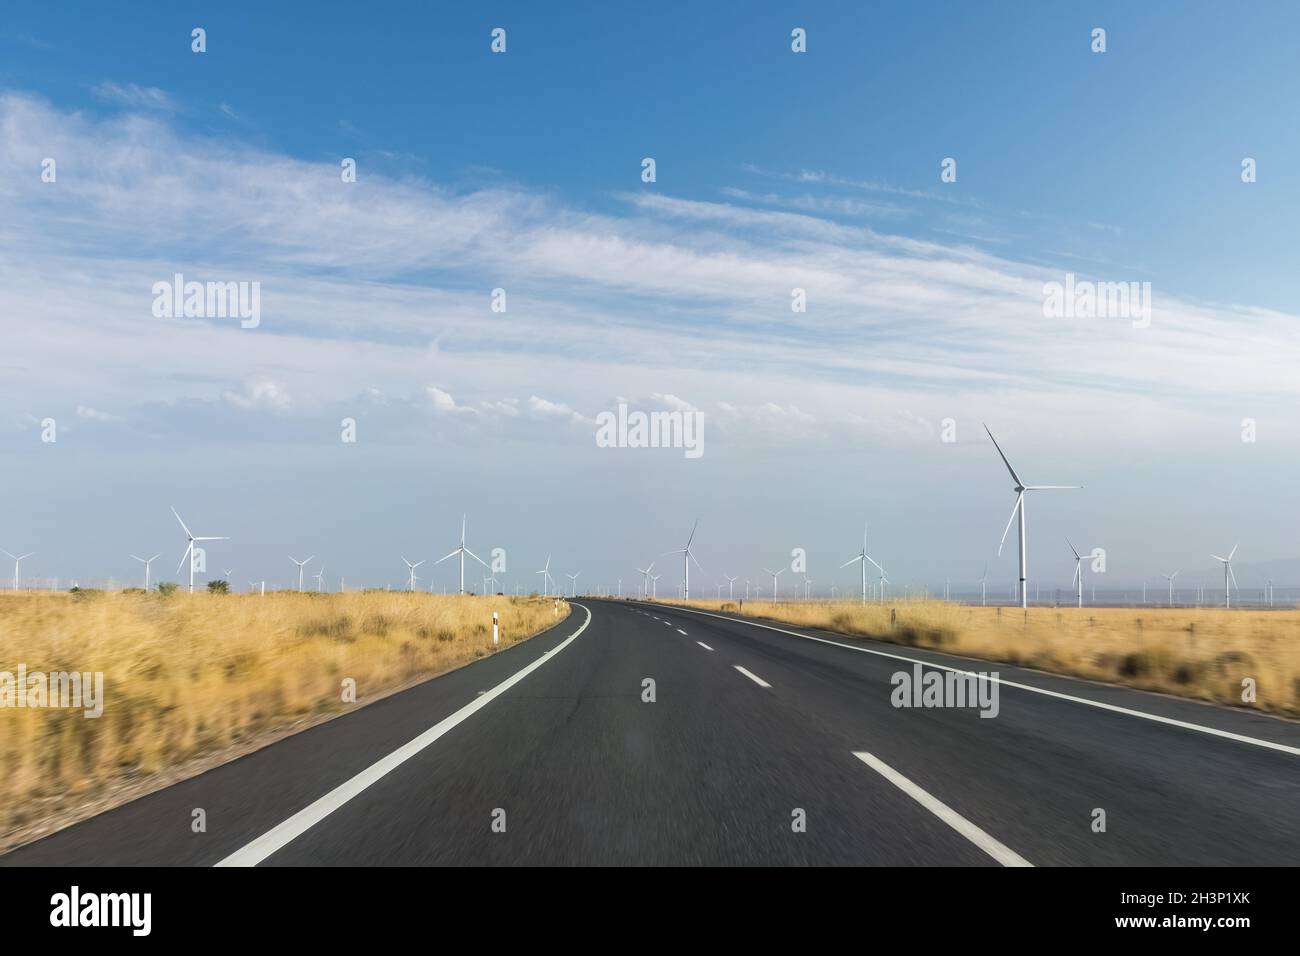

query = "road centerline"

[{"left": 734, "top": 665, "right": 771, "bottom": 688}]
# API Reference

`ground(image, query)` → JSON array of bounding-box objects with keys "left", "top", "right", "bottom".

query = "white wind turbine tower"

[
  {"left": 566, "top": 571, "right": 580, "bottom": 597},
  {"left": 985, "top": 425, "right": 1081, "bottom": 610},
  {"left": 1066, "top": 538, "right": 1084, "bottom": 609},
  {"left": 724, "top": 574, "right": 737, "bottom": 601},
  {"left": 171, "top": 507, "right": 229, "bottom": 593},
  {"left": 1162, "top": 570, "right": 1179, "bottom": 607},
  {"left": 314, "top": 566, "right": 326, "bottom": 592},
  {"left": 402, "top": 557, "right": 425, "bottom": 592},
  {"left": 1, "top": 550, "right": 33, "bottom": 590},
  {"left": 761, "top": 566, "right": 784, "bottom": 601},
  {"left": 535, "top": 554, "right": 554, "bottom": 597},
  {"left": 980, "top": 563, "right": 988, "bottom": 606},
  {"left": 649, "top": 572, "right": 661, "bottom": 599},
  {"left": 435, "top": 514, "right": 487, "bottom": 595},
  {"left": 663, "top": 520, "right": 702, "bottom": 601},
  {"left": 129, "top": 553, "right": 162, "bottom": 591},
  {"left": 617, "top": 577, "right": 622, "bottom": 598},
  {"left": 1211, "top": 545, "right": 1239, "bottom": 608},
  {"left": 289, "top": 555, "right": 314, "bottom": 592}
]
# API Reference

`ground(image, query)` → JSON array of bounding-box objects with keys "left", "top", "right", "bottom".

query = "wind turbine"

[
  {"left": 980, "top": 563, "right": 988, "bottom": 606},
  {"left": 1211, "top": 545, "right": 1239, "bottom": 608},
  {"left": 840, "top": 523, "right": 885, "bottom": 604},
  {"left": 129, "top": 553, "right": 162, "bottom": 591},
  {"left": 171, "top": 508, "right": 229, "bottom": 593},
  {"left": 566, "top": 571, "right": 580, "bottom": 597},
  {"left": 985, "top": 425, "right": 1080, "bottom": 609},
  {"left": 1, "top": 550, "right": 33, "bottom": 590},
  {"left": 635, "top": 561, "right": 655, "bottom": 600},
  {"left": 724, "top": 574, "right": 737, "bottom": 601},
  {"left": 402, "top": 557, "right": 425, "bottom": 592},
  {"left": 289, "top": 555, "right": 314, "bottom": 592},
  {"left": 313, "top": 566, "right": 326, "bottom": 592},
  {"left": 1066, "top": 538, "right": 1084, "bottom": 609},
  {"left": 535, "top": 554, "right": 554, "bottom": 597},
  {"left": 761, "top": 566, "right": 784, "bottom": 601},
  {"left": 1162, "top": 570, "right": 1179, "bottom": 607},
  {"left": 649, "top": 572, "right": 661, "bottom": 599},
  {"left": 803, "top": 577, "right": 813, "bottom": 600},
  {"left": 435, "top": 514, "right": 487, "bottom": 595},
  {"left": 663, "top": 520, "right": 703, "bottom": 601}
]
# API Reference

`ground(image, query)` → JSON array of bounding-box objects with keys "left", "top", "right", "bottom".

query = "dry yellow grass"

[
  {"left": 659, "top": 598, "right": 1300, "bottom": 716},
  {"left": 0, "top": 589, "right": 568, "bottom": 845}
]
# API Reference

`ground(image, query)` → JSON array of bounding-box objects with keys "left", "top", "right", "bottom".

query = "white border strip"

[
  {"left": 647, "top": 604, "right": 1300, "bottom": 757},
  {"left": 215, "top": 603, "right": 593, "bottom": 867},
  {"left": 734, "top": 665, "right": 771, "bottom": 689},
  {"left": 853, "top": 752, "right": 1032, "bottom": 867}
]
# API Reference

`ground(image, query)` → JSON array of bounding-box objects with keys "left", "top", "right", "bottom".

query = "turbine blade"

[
  {"left": 997, "top": 492, "right": 1023, "bottom": 556},
  {"left": 1065, "top": 537, "right": 1081, "bottom": 559},
  {"left": 434, "top": 549, "right": 460, "bottom": 565},
  {"left": 464, "top": 548, "right": 489, "bottom": 568},
  {"left": 175, "top": 544, "right": 193, "bottom": 577},
  {"left": 839, "top": 555, "right": 864, "bottom": 569},
  {"left": 983, "top": 424, "right": 1025, "bottom": 488},
  {"left": 1228, "top": 543, "right": 1239, "bottom": 560},
  {"left": 1024, "top": 485, "right": 1081, "bottom": 491},
  {"left": 686, "top": 519, "right": 699, "bottom": 549},
  {"left": 1229, "top": 566, "right": 1239, "bottom": 590},
  {"left": 170, "top": 507, "right": 193, "bottom": 539}
]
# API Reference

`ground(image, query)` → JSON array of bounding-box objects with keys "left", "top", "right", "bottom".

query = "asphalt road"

[{"left": 5, "top": 599, "right": 1298, "bottom": 866}]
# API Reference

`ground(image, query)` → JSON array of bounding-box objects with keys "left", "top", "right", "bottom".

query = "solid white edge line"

[
  {"left": 853, "top": 751, "right": 1032, "bottom": 867},
  {"left": 696, "top": 642, "right": 713, "bottom": 651},
  {"left": 734, "top": 665, "right": 771, "bottom": 689},
  {"left": 214, "top": 603, "right": 594, "bottom": 867},
  {"left": 645, "top": 603, "right": 1300, "bottom": 757}
]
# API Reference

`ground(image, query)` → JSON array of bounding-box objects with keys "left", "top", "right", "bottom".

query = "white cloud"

[{"left": 90, "top": 82, "right": 175, "bottom": 112}]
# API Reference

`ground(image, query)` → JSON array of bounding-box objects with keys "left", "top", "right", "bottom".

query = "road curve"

[{"left": 4, "top": 599, "right": 1297, "bottom": 866}]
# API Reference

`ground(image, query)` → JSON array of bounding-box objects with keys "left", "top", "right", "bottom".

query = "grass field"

[
  {"left": 655, "top": 598, "right": 1300, "bottom": 717},
  {"left": 0, "top": 590, "right": 568, "bottom": 849}
]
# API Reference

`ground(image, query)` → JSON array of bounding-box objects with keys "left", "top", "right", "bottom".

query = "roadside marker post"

[{"left": 492, "top": 611, "right": 499, "bottom": 648}]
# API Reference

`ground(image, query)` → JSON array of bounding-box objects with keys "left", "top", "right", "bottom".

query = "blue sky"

[{"left": 2, "top": 3, "right": 1298, "bottom": 595}]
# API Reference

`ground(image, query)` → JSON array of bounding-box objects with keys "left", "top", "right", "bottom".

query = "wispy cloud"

[{"left": 90, "top": 82, "right": 175, "bottom": 113}]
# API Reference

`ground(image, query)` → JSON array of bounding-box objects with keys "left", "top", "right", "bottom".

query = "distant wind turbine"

[
  {"left": 1211, "top": 545, "right": 1239, "bottom": 608},
  {"left": 435, "top": 514, "right": 487, "bottom": 595},
  {"left": 313, "top": 566, "right": 326, "bottom": 592},
  {"left": 1066, "top": 538, "right": 1084, "bottom": 609},
  {"left": 402, "top": 556, "right": 425, "bottom": 592},
  {"left": 1162, "top": 570, "right": 1180, "bottom": 607},
  {"left": 985, "top": 425, "right": 1080, "bottom": 609},
  {"left": 289, "top": 555, "right": 314, "bottom": 592},
  {"left": 724, "top": 574, "right": 737, "bottom": 601},
  {"left": 980, "top": 563, "right": 988, "bottom": 607},
  {"left": 1, "top": 550, "right": 33, "bottom": 591},
  {"left": 649, "top": 572, "right": 661, "bottom": 599},
  {"left": 840, "top": 523, "right": 885, "bottom": 604},
  {"left": 171, "top": 507, "right": 229, "bottom": 593},
  {"left": 566, "top": 571, "right": 580, "bottom": 597},
  {"left": 761, "top": 566, "right": 784, "bottom": 601},
  {"left": 535, "top": 554, "right": 554, "bottom": 597},
  {"left": 130, "top": 553, "right": 162, "bottom": 591},
  {"left": 663, "top": 520, "right": 702, "bottom": 601},
  {"left": 635, "top": 560, "right": 655, "bottom": 600}
]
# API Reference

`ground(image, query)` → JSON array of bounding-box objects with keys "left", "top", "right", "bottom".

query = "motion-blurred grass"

[
  {"left": 662, "top": 598, "right": 1300, "bottom": 715},
  {"left": 0, "top": 590, "right": 568, "bottom": 846}
]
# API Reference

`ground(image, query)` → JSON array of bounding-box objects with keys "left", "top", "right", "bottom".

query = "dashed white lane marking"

[
  {"left": 696, "top": 642, "right": 713, "bottom": 651},
  {"left": 654, "top": 604, "right": 1300, "bottom": 758},
  {"left": 852, "top": 751, "right": 1032, "bottom": 867},
  {"left": 215, "top": 604, "right": 594, "bottom": 867},
  {"left": 734, "top": 665, "right": 771, "bottom": 689},
  {"left": 676, "top": 629, "right": 688, "bottom": 635}
]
